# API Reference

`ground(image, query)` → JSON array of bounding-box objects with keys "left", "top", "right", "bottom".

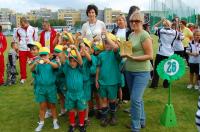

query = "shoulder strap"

[
  {"left": 171, "top": 30, "right": 178, "bottom": 47},
  {"left": 189, "top": 43, "right": 192, "bottom": 52}
]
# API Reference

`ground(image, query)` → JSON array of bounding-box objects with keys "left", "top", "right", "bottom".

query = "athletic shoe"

[
  {"left": 194, "top": 85, "right": 199, "bottom": 90},
  {"left": 20, "top": 79, "right": 26, "bottom": 84},
  {"left": 68, "top": 125, "right": 75, "bottom": 132},
  {"left": 35, "top": 122, "right": 44, "bottom": 132},
  {"left": 79, "top": 125, "right": 86, "bottom": 132},
  {"left": 123, "top": 108, "right": 130, "bottom": 113},
  {"left": 100, "top": 118, "right": 109, "bottom": 127},
  {"left": 109, "top": 113, "right": 117, "bottom": 126},
  {"left": 53, "top": 121, "right": 59, "bottom": 130},
  {"left": 187, "top": 84, "right": 193, "bottom": 89}
]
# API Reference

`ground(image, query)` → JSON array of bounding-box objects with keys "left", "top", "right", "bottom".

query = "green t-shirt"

[
  {"left": 125, "top": 30, "right": 151, "bottom": 72},
  {"left": 62, "top": 60, "right": 84, "bottom": 93},
  {"left": 97, "top": 50, "right": 121, "bottom": 85},
  {"left": 31, "top": 56, "right": 40, "bottom": 78},
  {"left": 55, "top": 64, "right": 65, "bottom": 88},
  {"left": 90, "top": 55, "right": 98, "bottom": 84},
  {"left": 82, "top": 57, "right": 92, "bottom": 81},
  {"left": 35, "top": 60, "right": 57, "bottom": 86}
]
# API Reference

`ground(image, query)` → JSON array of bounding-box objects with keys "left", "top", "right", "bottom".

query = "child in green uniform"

[
  {"left": 59, "top": 45, "right": 87, "bottom": 132},
  {"left": 89, "top": 44, "right": 103, "bottom": 119},
  {"left": 31, "top": 47, "right": 59, "bottom": 132},
  {"left": 28, "top": 41, "right": 42, "bottom": 75},
  {"left": 28, "top": 42, "right": 53, "bottom": 119},
  {"left": 80, "top": 38, "right": 92, "bottom": 125},
  {"left": 54, "top": 44, "right": 67, "bottom": 116},
  {"left": 117, "top": 59, "right": 126, "bottom": 107},
  {"left": 96, "top": 32, "right": 121, "bottom": 127}
]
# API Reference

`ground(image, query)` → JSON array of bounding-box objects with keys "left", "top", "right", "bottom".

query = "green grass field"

[{"left": 0, "top": 36, "right": 198, "bottom": 132}]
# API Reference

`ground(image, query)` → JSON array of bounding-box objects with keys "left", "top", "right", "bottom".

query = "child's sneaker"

[
  {"left": 68, "top": 125, "right": 75, "bottom": 132},
  {"left": 35, "top": 122, "right": 44, "bottom": 132},
  {"left": 109, "top": 113, "right": 117, "bottom": 126},
  {"left": 53, "top": 121, "right": 59, "bottom": 129},
  {"left": 79, "top": 125, "right": 86, "bottom": 132},
  {"left": 100, "top": 118, "right": 109, "bottom": 127},
  {"left": 187, "top": 84, "right": 193, "bottom": 89},
  {"left": 195, "top": 85, "right": 199, "bottom": 90},
  {"left": 84, "top": 119, "right": 90, "bottom": 127},
  {"left": 20, "top": 79, "right": 26, "bottom": 84}
]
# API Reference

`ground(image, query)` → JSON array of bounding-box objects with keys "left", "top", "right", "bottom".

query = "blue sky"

[{"left": 0, "top": 0, "right": 199, "bottom": 14}]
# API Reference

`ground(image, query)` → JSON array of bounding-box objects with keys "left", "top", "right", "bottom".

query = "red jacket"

[
  {"left": 0, "top": 32, "right": 7, "bottom": 55},
  {"left": 40, "top": 28, "right": 57, "bottom": 53}
]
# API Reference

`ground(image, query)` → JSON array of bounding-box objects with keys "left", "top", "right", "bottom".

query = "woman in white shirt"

[
  {"left": 81, "top": 4, "right": 106, "bottom": 124},
  {"left": 81, "top": 4, "right": 106, "bottom": 42}
]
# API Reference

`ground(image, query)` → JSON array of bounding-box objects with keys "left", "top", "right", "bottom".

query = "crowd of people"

[{"left": 0, "top": 4, "right": 200, "bottom": 132}]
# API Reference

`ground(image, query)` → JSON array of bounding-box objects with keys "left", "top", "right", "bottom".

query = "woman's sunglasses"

[{"left": 129, "top": 20, "right": 141, "bottom": 24}]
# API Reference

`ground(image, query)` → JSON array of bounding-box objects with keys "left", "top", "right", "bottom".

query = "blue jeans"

[{"left": 125, "top": 71, "right": 150, "bottom": 132}]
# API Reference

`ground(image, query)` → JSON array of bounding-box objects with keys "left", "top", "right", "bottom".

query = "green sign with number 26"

[{"left": 157, "top": 54, "right": 185, "bottom": 81}]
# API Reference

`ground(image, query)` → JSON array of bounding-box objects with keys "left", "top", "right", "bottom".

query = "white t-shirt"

[
  {"left": 116, "top": 28, "right": 126, "bottom": 41},
  {"left": 186, "top": 42, "right": 200, "bottom": 63},
  {"left": 156, "top": 28, "right": 177, "bottom": 56},
  {"left": 81, "top": 20, "right": 106, "bottom": 41},
  {"left": 13, "top": 25, "right": 38, "bottom": 51},
  {"left": 45, "top": 31, "right": 51, "bottom": 49},
  {"left": 173, "top": 32, "right": 184, "bottom": 51}
]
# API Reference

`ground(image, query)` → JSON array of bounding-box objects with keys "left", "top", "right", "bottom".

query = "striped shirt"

[
  {"left": 173, "top": 32, "right": 184, "bottom": 51},
  {"left": 186, "top": 41, "right": 200, "bottom": 64},
  {"left": 196, "top": 96, "right": 200, "bottom": 127},
  {"left": 156, "top": 27, "right": 177, "bottom": 57}
]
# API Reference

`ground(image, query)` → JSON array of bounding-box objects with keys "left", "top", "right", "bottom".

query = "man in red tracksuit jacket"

[
  {"left": 0, "top": 25, "right": 7, "bottom": 85},
  {"left": 40, "top": 20, "right": 57, "bottom": 53}
]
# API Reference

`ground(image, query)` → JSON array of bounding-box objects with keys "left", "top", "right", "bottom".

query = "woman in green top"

[{"left": 121, "top": 11, "right": 153, "bottom": 132}]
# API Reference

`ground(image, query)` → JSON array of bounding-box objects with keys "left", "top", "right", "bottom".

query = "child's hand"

[
  {"left": 121, "top": 54, "right": 128, "bottom": 58},
  {"left": 193, "top": 52, "right": 199, "bottom": 56},
  {"left": 63, "top": 45, "right": 68, "bottom": 51},
  {"left": 96, "top": 80, "right": 99, "bottom": 89},
  {"left": 69, "top": 45, "right": 77, "bottom": 50},
  {"left": 35, "top": 60, "right": 40, "bottom": 65},
  {"left": 80, "top": 43, "right": 85, "bottom": 48},
  {"left": 44, "top": 58, "right": 50, "bottom": 64},
  {"left": 93, "top": 36, "right": 100, "bottom": 42}
]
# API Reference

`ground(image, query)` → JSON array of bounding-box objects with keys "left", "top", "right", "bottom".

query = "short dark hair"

[
  {"left": 126, "top": 6, "right": 140, "bottom": 28},
  {"left": 86, "top": 4, "right": 98, "bottom": 16},
  {"left": 127, "top": 6, "right": 140, "bottom": 19},
  {"left": 180, "top": 20, "right": 187, "bottom": 26},
  {"left": 43, "top": 19, "right": 50, "bottom": 24},
  {"left": 0, "top": 25, "right": 2, "bottom": 32}
]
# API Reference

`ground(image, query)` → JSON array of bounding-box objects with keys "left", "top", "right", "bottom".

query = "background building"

[
  {"left": 0, "top": 8, "right": 15, "bottom": 31},
  {"left": 58, "top": 9, "right": 81, "bottom": 27}
]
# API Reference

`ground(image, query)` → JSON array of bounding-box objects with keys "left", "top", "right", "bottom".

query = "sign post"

[{"left": 156, "top": 54, "right": 186, "bottom": 127}]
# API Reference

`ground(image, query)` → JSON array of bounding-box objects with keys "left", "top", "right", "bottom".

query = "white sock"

[{"left": 39, "top": 121, "right": 44, "bottom": 124}]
